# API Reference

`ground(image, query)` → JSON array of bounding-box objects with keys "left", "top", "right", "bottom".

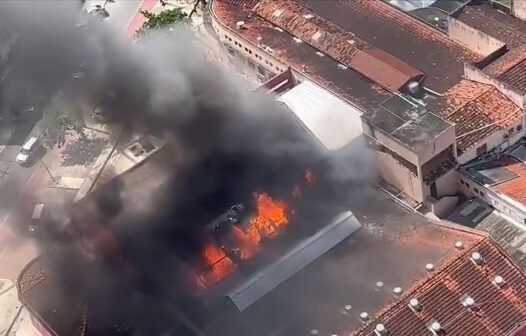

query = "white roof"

[{"left": 277, "top": 80, "right": 364, "bottom": 151}]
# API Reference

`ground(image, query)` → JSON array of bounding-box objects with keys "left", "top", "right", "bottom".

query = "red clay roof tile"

[{"left": 252, "top": 0, "right": 423, "bottom": 92}]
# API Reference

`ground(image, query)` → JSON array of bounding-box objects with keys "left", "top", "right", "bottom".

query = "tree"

[
  {"left": 138, "top": 8, "right": 190, "bottom": 34},
  {"left": 40, "top": 96, "right": 84, "bottom": 148}
]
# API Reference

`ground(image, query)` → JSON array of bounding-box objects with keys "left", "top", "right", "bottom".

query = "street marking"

[{"left": 0, "top": 145, "right": 5, "bottom": 155}]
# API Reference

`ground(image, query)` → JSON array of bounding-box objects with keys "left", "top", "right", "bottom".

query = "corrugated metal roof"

[
  {"left": 277, "top": 80, "right": 364, "bottom": 151},
  {"left": 226, "top": 210, "right": 362, "bottom": 311}
]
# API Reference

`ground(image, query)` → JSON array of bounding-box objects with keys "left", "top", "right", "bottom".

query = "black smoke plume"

[{"left": 0, "top": 1, "right": 374, "bottom": 335}]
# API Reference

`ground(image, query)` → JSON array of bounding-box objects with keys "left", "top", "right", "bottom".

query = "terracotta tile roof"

[
  {"left": 455, "top": 3, "right": 526, "bottom": 89},
  {"left": 499, "top": 58, "right": 526, "bottom": 93},
  {"left": 493, "top": 157, "right": 526, "bottom": 207},
  {"left": 297, "top": 0, "right": 481, "bottom": 93},
  {"left": 211, "top": 0, "right": 392, "bottom": 109},
  {"left": 432, "top": 80, "right": 522, "bottom": 154},
  {"left": 253, "top": 0, "right": 424, "bottom": 92},
  {"left": 352, "top": 236, "right": 526, "bottom": 336}
]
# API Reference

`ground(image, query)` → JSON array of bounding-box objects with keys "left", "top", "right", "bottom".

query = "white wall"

[
  {"left": 459, "top": 174, "right": 526, "bottom": 224},
  {"left": 447, "top": 16, "right": 505, "bottom": 56},
  {"left": 458, "top": 117, "right": 525, "bottom": 164},
  {"left": 376, "top": 149, "right": 425, "bottom": 202}
]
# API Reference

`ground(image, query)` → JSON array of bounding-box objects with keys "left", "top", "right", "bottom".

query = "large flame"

[
  {"left": 195, "top": 169, "right": 316, "bottom": 290},
  {"left": 246, "top": 193, "right": 289, "bottom": 243},
  {"left": 199, "top": 241, "right": 236, "bottom": 286}
]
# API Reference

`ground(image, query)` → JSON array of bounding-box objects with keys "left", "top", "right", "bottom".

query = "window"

[
  {"left": 518, "top": 124, "right": 523, "bottom": 131},
  {"left": 466, "top": 183, "right": 470, "bottom": 189},
  {"left": 257, "top": 64, "right": 266, "bottom": 76},
  {"left": 460, "top": 180, "right": 465, "bottom": 186},
  {"left": 249, "top": 50, "right": 252, "bottom": 54},
  {"left": 474, "top": 187, "right": 479, "bottom": 195},
  {"left": 269, "top": 62, "right": 273, "bottom": 67},
  {"left": 228, "top": 37, "right": 232, "bottom": 41},
  {"left": 244, "top": 47, "right": 249, "bottom": 52},
  {"left": 476, "top": 143, "right": 487, "bottom": 156}
]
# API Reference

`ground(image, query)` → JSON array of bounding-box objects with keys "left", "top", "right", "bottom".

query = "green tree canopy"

[{"left": 138, "top": 8, "right": 190, "bottom": 34}]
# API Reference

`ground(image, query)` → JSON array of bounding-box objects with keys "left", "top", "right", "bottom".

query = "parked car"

[
  {"left": 28, "top": 203, "right": 45, "bottom": 233},
  {"left": 16, "top": 136, "right": 40, "bottom": 165}
]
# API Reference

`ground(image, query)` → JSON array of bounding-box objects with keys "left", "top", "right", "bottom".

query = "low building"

[{"left": 460, "top": 141, "right": 526, "bottom": 226}]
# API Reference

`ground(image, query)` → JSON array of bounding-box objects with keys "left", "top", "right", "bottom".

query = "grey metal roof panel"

[{"left": 226, "top": 210, "right": 362, "bottom": 311}]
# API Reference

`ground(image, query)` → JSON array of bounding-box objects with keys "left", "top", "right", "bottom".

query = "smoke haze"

[{"left": 0, "top": 1, "right": 375, "bottom": 335}]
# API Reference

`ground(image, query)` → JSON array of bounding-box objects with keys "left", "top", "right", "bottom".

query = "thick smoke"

[{"left": 0, "top": 1, "right": 374, "bottom": 335}]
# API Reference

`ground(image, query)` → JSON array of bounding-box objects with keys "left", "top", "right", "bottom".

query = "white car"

[{"left": 16, "top": 136, "right": 40, "bottom": 165}]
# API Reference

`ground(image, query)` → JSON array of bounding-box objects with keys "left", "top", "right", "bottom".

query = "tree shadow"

[{"left": 61, "top": 136, "right": 108, "bottom": 167}]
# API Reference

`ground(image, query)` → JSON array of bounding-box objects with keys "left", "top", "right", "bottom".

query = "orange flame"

[
  {"left": 200, "top": 241, "right": 236, "bottom": 285},
  {"left": 230, "top": 225, "right": 259, "bottom": 260},
  {"left": 246, "top": 193, "right": 289, "bottom": 243},
  {"left": 196, "top": 192, "right": 290, "bottom": 289}
]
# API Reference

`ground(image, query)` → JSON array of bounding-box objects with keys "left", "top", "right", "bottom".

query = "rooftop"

[
  {"left": 352, "top": 230, "right": 526, "bottom": 336},
  {"left": 462, "top": 143, "right": 526, "bottom": 208},
  {"left": 455, "top": 2, "right": 526, "bottom": 88},
  {"left": 19, "top": 178, "right": 490, "bottom": 336},
  {"left": 362, "top": 94, "right": 453, "bottom": 152},
  {"left": 431, "top": 80, "right": 522, "bottom": 154},
  {"left": 296, "top": 0, "right": 481, "bottom": 93},
  {"left": 211, "top": 0, "right": 392, "bottom": 110},
  {"left": 448, "top": 198, "right": 526, "bottom": 271}
]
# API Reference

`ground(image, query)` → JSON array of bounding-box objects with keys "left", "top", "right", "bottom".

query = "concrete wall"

[
  {"left": 460, "top": 173, "right": 526, "bottom": 224},
  {"left": 376, "top": 149, "right": 425, "bottom": 202},
  {"left": 418, "top": 124, "right": 456, "bottom": 165},
  {"left": 458, "top": 117, "right": 525, "bottom": 164},
  {"left": 512, "top": 0, "right": 526, "bottom": 21},
  {"left": 363, "top": 123, "right": 420, "bottom": 167},
  {"left": 448, "top": 16, "right": 505, "bottom": 56},
  {"left": 429, "top": 194, "right": 459, "bottom": 218}
]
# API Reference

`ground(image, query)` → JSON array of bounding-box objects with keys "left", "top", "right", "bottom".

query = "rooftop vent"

[
  {"left": 264, "top": 46, "right": 274, "bottom": 55},
  {"left": 470, "top": 252, "right": 484, "bottom": 265},
  {"left": 273, "top": 9, "right": 283, "bottom": 17},
  {"left": 236, "top": 21, "right": 245, "bottom": 29},
  {"left": 337, "top": 63, "right": 348, "bottom": 70},
  {"left": 425, "top": 263, "right": 435, "bottom": 272},
  {"left": 460, "top": 294, "right": 478, "bottom": 311},
  {"left": 310, "top": 329, "right": 319, "bottom": 335},
  {"left": 408, "top": 298, "right": 422, "bottom": 312},
  {"left": 359, "top": 312, "right": 370, "bottom": 322},
  {"left": 375, "top": 281, "right": 384, "bottom": 290},
  {"left": 427, "top": 320, "right": 444, "bottom": 335},
  {"left": 312, "top": 31, "right": 322, "bottom": 40},
  {"left": 374, "top": 324, "right": 388, "bottom": 336},
  {"left": 454, "top": 241, "right": 464, "bottom": 250},
  {"left": 274, "top": 27, "right": 284, "bottom": 32},
  {"left": 347, "top": 40, "right": 355, "bottom": 46},
  {"left": 393, "top": 287, "right": 402, "bottom": 297},
  {"left": 292, "top": 37, "right": 303, "bottom": 44},
  {"left": 303, "top": 14, "right": 314, "bottom": 19},
  {"left": 493, "top": 275, "right": 506, "bottom": 288},
  {"left": 343, "top": 304, "right": 352, "bottom": 314},
  {"left": 315, "top": 51, "right": 325, "bottom": 57},
  {"left": 407, "top": 81, "right": 420, "bottom": 95}
]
